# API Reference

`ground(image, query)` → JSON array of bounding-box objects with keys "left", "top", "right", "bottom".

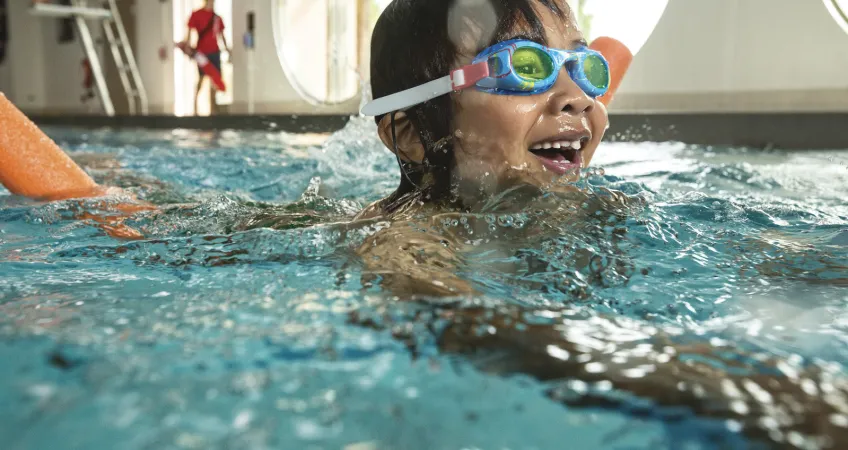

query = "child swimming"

[
  {"left": 357, "top": 0, "right": 612, "bottom": 219},
  {"left": 2, "top": 1, "right": 847, "bottom": 447},
  {"left": 348, "top": 0, "right": 629, "bottom": 297}
]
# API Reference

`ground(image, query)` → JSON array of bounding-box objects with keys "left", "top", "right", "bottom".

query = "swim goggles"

[{"left": 361, "top": 39, "right": 610, "bottom": 116}]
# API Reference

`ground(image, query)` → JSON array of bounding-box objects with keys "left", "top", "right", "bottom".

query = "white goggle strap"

[{"left": 360, "top": 61, "right": 490, "bottom": 117}]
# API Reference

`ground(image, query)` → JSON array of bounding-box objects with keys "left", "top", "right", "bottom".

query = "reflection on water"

[{"left": 0, "top": 119, "right": 847, "bottom": 449}]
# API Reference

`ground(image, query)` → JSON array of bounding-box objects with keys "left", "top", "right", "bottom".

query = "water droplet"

[
  {"left": 546, "top": 345, "right": 570, "bottom": 361},
  {"left": 729, "top": 400, "right": 749, "bottom": 415},
  {"left": 584, "top": 362, "right": 606, "bottom": 373},
  {"left": 759, "top": 416, "right": 779, "bottom": 430},
  {"left": 725, "top": 419, "right": 743, "bottom": 432},
  {"left": 830, "top": 414, "right": 848, "bottom": 428},
  {"left": 497, "top": 215, "right": 514, "bottom": 227},
  {"left": 233, "top": 410, "right": 252, "bottom": 430},
  {"left": 595, "top": 380, "right": 613, "bottom": 391}
]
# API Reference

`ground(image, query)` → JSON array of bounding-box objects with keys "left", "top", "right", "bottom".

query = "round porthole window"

[
  {"left": 824, "top": 0, "right": 848, "bottom": 35},
  {"left": 272, "top": 0, "right": 358, "bottom": 106},
  {"left": 272, "top": 0, "right": 391, "bottom": 107}
]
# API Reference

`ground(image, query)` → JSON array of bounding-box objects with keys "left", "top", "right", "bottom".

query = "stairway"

[{"left": 30, "top": 0, "right": 148, "bottom": 116}]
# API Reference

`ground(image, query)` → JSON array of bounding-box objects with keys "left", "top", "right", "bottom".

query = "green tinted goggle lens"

[
  {"left": 512, "top": 47, "right": 555, "bottom": 81},
  {"left": 583, "top": 54, "right": 610, "bottom": 90}
]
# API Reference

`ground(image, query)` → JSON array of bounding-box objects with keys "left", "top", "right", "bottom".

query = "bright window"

[
  {"left": 273, "top": 0, "right": 373, "bottom": 106},
  {"left": 570, "top": 0, "right": 669, "bottom": 55},
  {"left": 824, "top": 0, "right": 848, "bottom": 35}
]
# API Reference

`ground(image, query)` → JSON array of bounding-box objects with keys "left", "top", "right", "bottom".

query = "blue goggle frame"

[
  {"left": 360, "top": 39, "right": 611, "bottom": 117},
  {"left": 472, "top": 39, "right": 610, "bottom": 98}
]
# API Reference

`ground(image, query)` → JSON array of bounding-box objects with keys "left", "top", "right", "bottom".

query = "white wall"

[
  {"left": 0, "top": 59, "right": 10, "bottom": 96},
  {"left": 614, "top": 0, "right": 848, "bottom": 112},
  {"left": 42, "top": 16, "right": 105, "bottom": 114},
  {"left": 134, "top": 0, "right": 175, "bottom": 114},
  {"left": 2, "top": 0, "right": 107, "bottom": 114},
  {"left": 5, "top": 0, "right": 47, "bottom": 111}
]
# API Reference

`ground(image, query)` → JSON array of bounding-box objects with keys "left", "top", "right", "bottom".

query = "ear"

[{"left": 377, "top": 112, "right": 426, "bottom": 164}]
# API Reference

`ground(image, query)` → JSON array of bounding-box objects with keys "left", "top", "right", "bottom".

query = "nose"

[{"left": 547, "top": 67, "right": 595, "bottom": 116}]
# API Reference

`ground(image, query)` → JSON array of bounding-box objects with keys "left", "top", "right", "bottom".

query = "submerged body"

[{"left": 4, "top": 125, "right": 845, "bottom": 449}]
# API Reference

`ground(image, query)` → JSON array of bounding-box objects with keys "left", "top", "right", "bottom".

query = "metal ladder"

[
  {"left": 30, "top": 0, "right": 148, "bottom": 116},
  {"left": 101, "top": 0, "right": 147, "bottom": 115}
]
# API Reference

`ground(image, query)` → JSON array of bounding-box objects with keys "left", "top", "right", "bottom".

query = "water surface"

[{"left": 1, "top": 119, "right": 846, "bottom": 449}]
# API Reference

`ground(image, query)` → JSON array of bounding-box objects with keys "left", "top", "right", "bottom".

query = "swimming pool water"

[{"left": 1, "top": 118, "right": 847, "bottom": 449}]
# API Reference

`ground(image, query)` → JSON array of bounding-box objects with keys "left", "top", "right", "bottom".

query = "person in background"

[{"left": 183, "top": 0, "right": 230, "bottom": 115}]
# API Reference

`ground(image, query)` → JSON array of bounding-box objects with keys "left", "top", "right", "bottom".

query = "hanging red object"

[{"left": 175, "top": 41, "right": 226, "bottom": 92}]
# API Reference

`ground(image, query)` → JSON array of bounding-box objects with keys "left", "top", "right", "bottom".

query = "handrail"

[{"left": 29, "top": 3, "right": 112, "bottom": 19}]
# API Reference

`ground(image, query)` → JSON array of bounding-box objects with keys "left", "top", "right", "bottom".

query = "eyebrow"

[
  {"left": 571, "top": 37, "right": 589, "bottom": 49},
  {"left": 499, "top": 32, "right": 540, "bottom": 44}
]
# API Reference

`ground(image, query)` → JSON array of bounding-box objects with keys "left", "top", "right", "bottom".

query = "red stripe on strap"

[{"left": 451, "top": 61, "right": 489, "bottom": 90}]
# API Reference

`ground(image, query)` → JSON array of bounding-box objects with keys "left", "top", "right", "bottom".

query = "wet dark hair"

[{"left": 370, "top": 0, "right": 569, "bottom": 212}]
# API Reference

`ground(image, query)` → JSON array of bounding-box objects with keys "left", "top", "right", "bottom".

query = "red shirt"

[{"left": 188, "top": 9, "right": 224, "bottom": 55}]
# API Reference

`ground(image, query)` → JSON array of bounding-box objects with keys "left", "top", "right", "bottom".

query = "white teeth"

[{"left": 530, "top": 140, "right": 585, "bottom": 151}]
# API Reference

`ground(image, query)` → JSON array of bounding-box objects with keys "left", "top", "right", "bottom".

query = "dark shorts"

[{"left": 199, "top": 52, "right": 221, "bottom": 77}]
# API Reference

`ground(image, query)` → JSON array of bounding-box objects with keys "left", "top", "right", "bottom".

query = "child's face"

[{"left": 450, "top": 5, "right": 609, "bottom": 202}]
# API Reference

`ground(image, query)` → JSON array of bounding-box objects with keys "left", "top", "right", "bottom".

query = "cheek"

[
  {"left": 583, "top": 101, "right": 609, "bottom": 165},
  {"left": 452, "top": 94, "right": 538, "bottom": 165},
  {"left": 593, "top": 100, "right": 609, "bottom": 133}
]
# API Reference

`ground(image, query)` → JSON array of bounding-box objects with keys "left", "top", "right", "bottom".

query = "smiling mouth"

[{"left": 529, "top": 138, "right": 587, "bottom": 175}]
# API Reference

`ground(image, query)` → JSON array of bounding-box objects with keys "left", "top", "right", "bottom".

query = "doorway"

[{"left": 172, "top": 0, "right": 232, "bottom": 116}]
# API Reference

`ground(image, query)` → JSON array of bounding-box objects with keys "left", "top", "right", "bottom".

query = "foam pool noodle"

[
  {"left": 589, "top": 37, "right": 633, "bottom": 106},
  {"left": 0, "top": 93, "right": 152, "bottom": 239},
  {"left": 0, "top": 92, "right": 101, "bottom": 200}
]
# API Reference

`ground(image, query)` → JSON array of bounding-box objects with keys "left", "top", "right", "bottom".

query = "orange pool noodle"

[
  {"left": 0, "top": 93, "right": 100, "bottom": 200},
  {"left": 589, "top": 37, "right": 633, "bottom": 106}
]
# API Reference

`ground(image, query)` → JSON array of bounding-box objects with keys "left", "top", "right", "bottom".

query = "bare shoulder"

[{"left": 355, "top": 216, "right": 475, "bottom": 298}]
